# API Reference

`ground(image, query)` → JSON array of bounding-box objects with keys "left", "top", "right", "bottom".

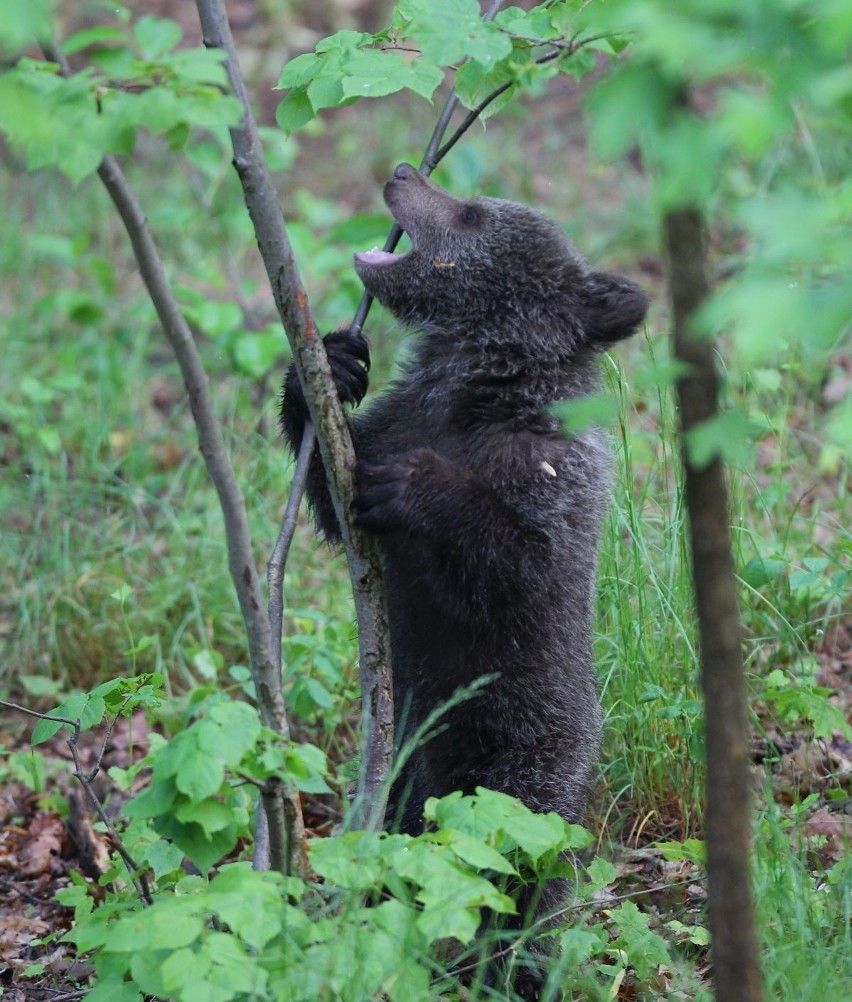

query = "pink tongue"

[{"left": 355, "top": 249, "right": 400, "bottom": 265}]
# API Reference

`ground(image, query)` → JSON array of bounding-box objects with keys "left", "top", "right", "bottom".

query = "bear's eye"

[{"left": 458, "top": 204, "right": 482, "bottom": 227}]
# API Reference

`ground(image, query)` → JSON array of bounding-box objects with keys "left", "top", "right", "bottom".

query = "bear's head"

[{"left": 354, "top": 164, "right": 647, "bottom": 353}]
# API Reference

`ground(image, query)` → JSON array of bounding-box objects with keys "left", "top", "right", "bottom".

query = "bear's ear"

[{"left": 577, "top": 270, "right": 648, "bottom": 347}]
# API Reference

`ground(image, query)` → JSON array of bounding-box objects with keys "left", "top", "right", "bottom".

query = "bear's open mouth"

[
  {"left": 355, "top": 217, "right": 414, "bottom": 268},
  {"left": 354, "top": 247, "right": 408, "bottom": 267}
]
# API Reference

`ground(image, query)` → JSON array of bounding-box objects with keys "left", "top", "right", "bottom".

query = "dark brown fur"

[{"left": 281, "top": 165, "right": 647, "bottom": 996}]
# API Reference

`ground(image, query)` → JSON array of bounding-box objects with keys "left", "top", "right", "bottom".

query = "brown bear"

[{"left": 281, "top": 163, "right": 647, "bottom": 996}]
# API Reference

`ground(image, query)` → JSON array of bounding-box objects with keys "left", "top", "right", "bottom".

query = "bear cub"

[{"left": 281, "top": 163, "right": 647, "bottom": 986}]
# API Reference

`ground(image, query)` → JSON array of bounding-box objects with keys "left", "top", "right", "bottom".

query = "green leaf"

[
  {"left": 175, "top": 751, "right": 225, "bottom": 800},
  {"left": 340, "top": 50, "right": 437, "bottom": 100},
  {"left": 399, "top": 0, "right": 512, "bottom": 67},
  {"left": 19, "top": 674, "right": 62, "bottom": 698},
  {"left": 586, "top": 856, "right": 617, "bottom": 888},
  {"left": 165, "top": 820, "right": 239, "bottom": 872},
  {"left": 276, "top": 88, "right": 315, "bottom": 132},
  {"left": 307, "top": 73, "right": 346, "bottom": 112},
  {"left": 107, "top": 905, "right": 205, "bottom": 952},
  {"left": 175, "top": 799, "right": 235, "bottom": 835},
  {"left": 685, "top": 410, "right": 763, "bottom": 469},
  {"left": 437, "top": 828, "right": 516, "bottom": 873},
  {"left": 310, "top": 831, "right": 389, "bottom": 889},
  {"left": 232, "top": 331, "right": 281, "bottom": 379},
  {"left": 285, "top": 743, "right": 332, "bottom": 793},
  {"left": 62, "top": 27, "right": 127, "bottom": 55},
  {"left": 133, "top": 16, "right": 181, "bottom": 60},
  {"left": 494, "top": 7, "right": 557, "bottom": 38},
  {"left": 160, "top": 948, "right": 210, "bottom": 996},
  {"left": 742, "top": 555, "right": 787, "bottom": 589},
  {"left": 31, "top": 691, "right": 88, "bottom": 744},
  {"left": 555, "top": 393, "right": 618, "bottom": 434},
  {"left": 126, "top": 777, "right": 178, "bottom": 820},
  {"left": 560, "top": 924, "right": 608, "bottom": 965},
  {"left": 0, "top": 0, "right": 52, "bottom": 56},
  {"left": 142, "top": 838, "right": 185, "bottom": 880},
  {"left": 415, "top": 896, "right": 481, "bottom": 944},
  {"left": 655, "top": 838, "right": 706, "bottom": 864},
  {"left": 277, "top": 51, "right": 321, "bottom": 90},
  {"left": 204, "top": 699, "right": 262, "bottom": 768},
  {"left": 164, "top": 48, "right": 231, "bottom": 88},
  {"left": 315, "top": 29, "right": 374, "bottom": 54},
  {"left": 455, "top": 59, "right": 515, "bottom": 117},
  {"left": 605, "top": 900, "right": 672, "bottom": 979}
]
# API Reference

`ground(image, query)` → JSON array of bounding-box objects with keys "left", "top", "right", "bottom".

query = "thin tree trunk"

[
  {"left": 664, "top": 207, "right": 763, "bottom": 1002},
  {"left": 194, "top": 0, "right": 394, "bottom": 830},
  {"left": 41, "top": 37, "right": 307, "bottom": 878}
]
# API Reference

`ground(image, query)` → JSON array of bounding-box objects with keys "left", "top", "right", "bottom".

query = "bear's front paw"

[
  {"left": 324, "top": 328, "right": 370, "bottom": 406},
  {"left": 352, "top": 448, "right": 444, "bottom": 535}
]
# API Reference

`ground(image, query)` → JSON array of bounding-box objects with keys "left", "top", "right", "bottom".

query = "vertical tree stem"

[
  {"left": 664, "top": 207, "right": 763, "bottom": 1002},
  {"left": 195, "top": 0, "right": 394, "bottom": 830}
]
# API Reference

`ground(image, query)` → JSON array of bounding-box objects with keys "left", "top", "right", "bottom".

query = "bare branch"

[
  {"left": 0, "top": 698, "right": 80, "bottom": 731},
  {"left": 40, "top": 38, "right": 308, "bottom": 878},
  {"left": 268, "top": 422, "right": 316, "bottom": 662}
]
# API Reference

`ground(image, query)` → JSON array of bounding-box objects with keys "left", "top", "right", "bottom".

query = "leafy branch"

[{"left": 0, "top": 698, "right": 153, "bottom": 905}]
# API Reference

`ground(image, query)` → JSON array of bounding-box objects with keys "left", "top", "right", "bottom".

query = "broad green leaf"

[
  {"left": 398, "top": 0, "right": 512, "bottom": 67},
  {"left": 655, "top": 838, "right": 707, "bottom": 864},
  {"left": 175, "top": 798, "right": 235, "bottom": 835},
  {"left": 0, "top": 0, "right": 52, "bottom": 56},
  {"left": 437, "top": 828, "right": 516, "bottom": 873},
  {"left": 494, "top": 6, "right": 557, "bottom": 38},
  {"left": 164, "top": 48, "right": 231, "bottom": 88},
  {"left": 85, "top": 979, "right": 143, "bottom": 1002},
  {"left": 276, "top": 88, "right": 315, "bottom": 132},
  {"left": 160, "top": 948, "right": 210, "bottom": 996},
  {"left": 166, "top": 820, "right": 239, "bottom": 872},
  {"left": 415, "top": 897, "right": 481, "bottom": 944},
  {"left": 19, "top": 674, "right": 62, "bottom": 698},
  {"left": 133, "top": 16, "right": 181, "bottom": 61},
  {"left": 555, "top": 393, "right": 618, "bottom": 434},
  {"left": 31, "top": 691, "right": 88, "bottom": 744},
  {"left": 62, "top": 27, "right": 127, "bottom": 55},
  {"left": 585, "top": 63, "right": 676, "bottom": 159},
  {"left": 339, "top": 50, "right": 442, "bottom": 101},
  {"left": 104, "top": 905, "right": 204, "bottom": 952},
  {"left": 741, "top": 556, "right": 787, "bottom": 589},
  {"left": 586, "top": 855, "right": 617, "bottom": 888},
  {"left": 560, "top": 924, "right": 608, "bottom": 964},
  {"left": 606, "top": 900, "right": 672, "bottom": 979},
  {"left": 685, "top": 410, "right": 763, "bottom": 469},
  {"left": 204, "top": 699, "right": 262, "bottom": 767},
  {"left": 142, "top": 838, "right": 185, "bottom": 880},
  {"left": 455, "top": 59, "right": 515, "bottom": 117},
  {"left": 307, "top": 73, "right": 346, "bottom": 112},
  {"left": 126, "top": 777, "right": 178, "bottom": 819},
  {"left": 232, "top": 330, "right": 283, "bottom": 379},
  {"left": 310, "top": 830, "right": 387, "bottom": 888},
  {"left": 285, "top": 743, "right": 332, "bottom": 793},
  {"left": 277, "top": 51, "right": 321, "bottom": 90},
  {"left": 174, "top": 751, "right": 225, "bottom": 800},
  {"left": 315, "top": 29, "right": 373, "bottom": 54}
]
